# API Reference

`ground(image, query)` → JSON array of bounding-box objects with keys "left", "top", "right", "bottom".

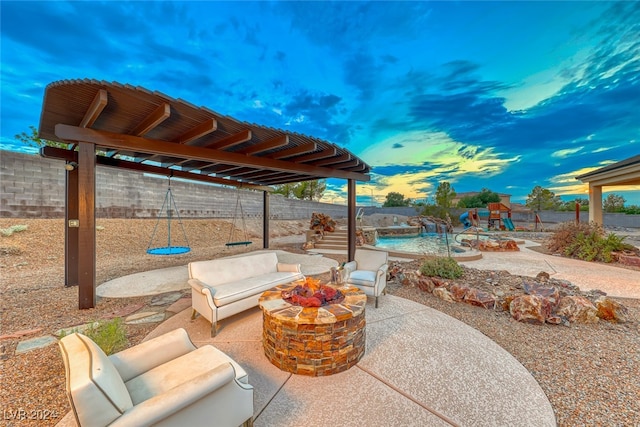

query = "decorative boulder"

[
  {"left": 450, "top": 284, "right": 470, "bottom": 302},
  {"left": 430, "top": 277, "right": 448, "bottom": 288},
  {"left": 556, "top": 296, "right": 599, "bottom": 324},
  {"left": 464, "top": 288, "right": 496, "bottom": 310},
  {"left": 510, "top": 295, "right": 551, "bottom": 324},
  {"left": 309, "top": 212, "right": 336, "bottom": 232},
  {"left": 417, "top": 277, "right": 436, "bottom": 293},
  {"left": 594, "top": 297, "right": 629, "bottom": 323},
  {"left": 524, "top": 282, "right": 560, "bottom": 308},
  {"left": 433, "top": 287, "right": 455, "bottom": 302}
]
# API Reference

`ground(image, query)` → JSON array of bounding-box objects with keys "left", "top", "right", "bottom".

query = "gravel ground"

[{"left": 1, "top": 218, "right": 639, "bottom": 426}]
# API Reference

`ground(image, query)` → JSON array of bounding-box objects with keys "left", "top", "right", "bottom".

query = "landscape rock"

[
  {"left": 450, "top": 284, "right": 470, "bottom": 302},
  {"left": 464, "top": 288, "right": 496, "bottom": 310},
  {"left": 595, "top": 297, "right": 629, "bottom": 323},
  {"left": 524, "top": 282, "right": 560, "bottom": 307},
  {"left": 556, "top": 296, "right": 599, "bottom": 324},
  {"left": 309, "top": 212, "right": 336, "bottom": 232},
  {"left": 416, "top": 277, "right": 435, "bottom": 293},
  {"left": 510, "top": 295, "right": 551, "bottom": 324},
  {"left": 433, "top": 287, "right": 455, "bottom": 302},
  {"left": 535, "top": 271, "right": 550, "bottom": 282}
]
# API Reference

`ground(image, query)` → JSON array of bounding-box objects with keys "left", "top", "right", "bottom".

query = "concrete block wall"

[{"left": 1, "top": 150, "right": 348, "bottom": 220}]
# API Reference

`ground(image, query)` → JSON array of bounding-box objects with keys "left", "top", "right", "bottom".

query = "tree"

[
  {"left": 435, "top": 181, "right": 456, "bottom": 208},
  {"left": 526, "top": 186, "right": 562, "bottom": 211},
  {"left": 15, "top": 125, "right": 69, "bottom": 150},
  {"left": 383, "top": 192, "right": 411, "bottom": 207},
  {"left": 603, "top": 193, "right": 626, "bottom": 212},
  {"left": 274, "top": 180, "right": 326, "bottom": 201},
  {"left": 457, "top": 188, "right": 500, "bottom": 208},
  {"left": 273, "top": 183, "right": 296, "bottom": 198}
]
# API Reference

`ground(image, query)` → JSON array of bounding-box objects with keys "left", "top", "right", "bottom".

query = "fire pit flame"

[{"left": 282, "top": 278, "right": 345, "bottom": 307}]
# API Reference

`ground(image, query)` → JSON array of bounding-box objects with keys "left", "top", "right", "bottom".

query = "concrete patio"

[{"left": 142, "top": 294, "right": 556, "bottom": 427}]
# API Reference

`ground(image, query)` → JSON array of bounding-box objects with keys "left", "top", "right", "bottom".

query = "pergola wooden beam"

[
  {"left": 40, "top": 146, "right": 272, "bottom": 191},
  {"left": 292, "top": 147, "right": 337, "bottom": 163},
  {"left": 132, "top": 103, "right": 171, "bottom": 136},
  {"left": 313, "top": 152, "right": 351, "bottom": 167},
  {"left": 54, "top": 124, "right": 370, "bottom": 182},
  {"left": 177, "top": 118, "right": 217, "bottom": 144},
  {"left": 239, "top": 135, "right": 288, "bottom": 155},
  {"left": 270, "top": 142, "right": 317, "bottom": 160},
  {"left": 206, "top": 129, "right": 252, "bottom": 150},
  {"left": 80, "top": 89, "right": 108, "bottom": 128}
]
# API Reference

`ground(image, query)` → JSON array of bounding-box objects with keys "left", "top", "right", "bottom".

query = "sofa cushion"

[
  {"left": 125, "top": 345, "right": 244, "bottom": 405},
  {"left": 59, "top": 333, "right": 133, "bottom": 426},
  {"left": 209, "top": 272, "right": 303, "bottom": 306},
  {"left": 348, "top": 270, "right": 377, "bottom": 287},
  {"left": 189, "top": 252, "right": 279, "bottom": 287}
]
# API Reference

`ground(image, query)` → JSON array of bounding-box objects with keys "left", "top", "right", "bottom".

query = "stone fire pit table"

[{"left": 258, "top": 282, "right": 367, "bottom": 376}]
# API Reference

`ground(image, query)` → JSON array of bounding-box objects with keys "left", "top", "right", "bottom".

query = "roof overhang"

[
  {"left": 38, "top": 79, "right": 371, "bottom": 188},
  {"left": 575, "top": 155, "right": 640, "bottom": 187}
]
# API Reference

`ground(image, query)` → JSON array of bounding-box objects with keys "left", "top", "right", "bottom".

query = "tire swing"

[
  {"left": 225, "top": 187, "right": 253, "bottom": 248},
  {"left": 147, "top": 176, "right": 191, "bottom": 255}
]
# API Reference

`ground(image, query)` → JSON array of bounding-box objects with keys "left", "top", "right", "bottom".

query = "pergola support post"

[
  {"left": 77, "top": 142, "right": 97, "bottom": 309},
  {"left": 347, "top": 179, "right": 356, "bottom": 262},
  {"left": 263, "top": 191, "right": 270, "bottom": 249},
  {"left": 65, "top": 165, "right": 79, "bottom": 287}
]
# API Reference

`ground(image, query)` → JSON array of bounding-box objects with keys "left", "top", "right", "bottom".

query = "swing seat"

[
  {"left": 225, "top": 241, "right": 253, "bottom": 247},
  {"left": 147, "top": 246, "right": 191, "bottom": 255}
]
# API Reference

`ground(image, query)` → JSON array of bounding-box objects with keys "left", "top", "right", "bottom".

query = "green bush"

[
  {"left": 550, "top": 222, "right": 626, "bottom": 263},
  {"left": 419, "top": 257, "right": 463, "bottom": 279},
  {"left": 0, "top": 224, "right": 28, "bottom": 237},
  {"left": 61, "top": 318, "right": 128, "bottom": 355}
]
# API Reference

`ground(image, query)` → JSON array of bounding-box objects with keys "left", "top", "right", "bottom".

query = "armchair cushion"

[
  {"left": 126, "top": 346, "right": 235, "bottom": 405},
  {"left": 348, "top": 270, "right": 378, "bottom": 286}
]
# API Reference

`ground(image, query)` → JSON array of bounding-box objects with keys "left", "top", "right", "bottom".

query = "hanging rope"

[
  {"left": 226, "top": 187, "right": 252, "bottom": 247},
  {"left": 147, "top": 175, "right": 191, "bottom": 255}
]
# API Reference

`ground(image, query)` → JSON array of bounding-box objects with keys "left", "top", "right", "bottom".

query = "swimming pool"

[{"left": 374, "top": 233, "right": 465, "bottom": 255}]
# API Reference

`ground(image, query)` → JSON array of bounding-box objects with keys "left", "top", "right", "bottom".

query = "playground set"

[
  {"left": 459, "top": 203, "right": 515, "bottom": 231},
  {"left": 459, "top": 203, "right": 545, "bottom": 231}
]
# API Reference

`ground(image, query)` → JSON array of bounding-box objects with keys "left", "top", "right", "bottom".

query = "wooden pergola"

[
  {"left": 38, "top": 79, "right": 370, "bottom": 309},
  {"left": 575, "top": 155, "right": 640, "bottom": 225}
]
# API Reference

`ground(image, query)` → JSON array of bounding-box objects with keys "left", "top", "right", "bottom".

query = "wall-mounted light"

[{"left": 64, "top": 162, "right": 78, "bottom": 171}]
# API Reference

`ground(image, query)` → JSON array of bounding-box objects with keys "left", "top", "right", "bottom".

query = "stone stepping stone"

[
  {"left": 0, "top": 328, "right": 43, "bottom": 340},
  {"left": 166, "top": 297, "right": 192, "bottom": 314},
  {"left": 125, "top": 312, "right": 165, "bottom": 324},
  {"left": 103, "top": 303, "right": 145, "bottom": 319},
  {"left": 150, "top": 292, "right": 183, "bottom": 306},
  {"left": 16, "top": 335, "right": 57, "bottom": 354}
]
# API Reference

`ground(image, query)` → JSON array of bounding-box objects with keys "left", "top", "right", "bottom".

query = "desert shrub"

[
  {"left": 548, "top": 221, "right": 625, "bottom": 263},
  {"left": 61, "top": 318, "right": 128, "bottom": 355},
  {"left": 0, "top": 224, "right": 28, "bottom": 237},
  {"left": 419, "top": 257, "right": 463, "bottom": 279}
]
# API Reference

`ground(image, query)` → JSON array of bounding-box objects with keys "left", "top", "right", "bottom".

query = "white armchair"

[
  {"left": 58, "top": 328, "right": 254, "bottom": 427},
  {"left": 343, "top": 249, "right": 389, "bottom": 308}
]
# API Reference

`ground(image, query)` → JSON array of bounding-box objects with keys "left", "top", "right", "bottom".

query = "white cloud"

[{"left": 551, "top": 146, "right": 584, "bottom": 158}]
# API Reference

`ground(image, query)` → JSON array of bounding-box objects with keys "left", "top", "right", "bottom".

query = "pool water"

[{"left": 374, "top": 233, "right": 465, "bottom": 255}]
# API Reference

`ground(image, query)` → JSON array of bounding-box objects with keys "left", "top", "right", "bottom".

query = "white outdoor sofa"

[
  {"left": 189, "top": 251, "right": 304, "bottom": 336},
  {"left": 58, "top": 328, "right": 254, "bottom": 427}
]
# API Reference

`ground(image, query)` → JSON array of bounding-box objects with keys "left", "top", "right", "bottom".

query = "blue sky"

[{"left": 1, "top": 1, "right": 639, "bottom": 206}]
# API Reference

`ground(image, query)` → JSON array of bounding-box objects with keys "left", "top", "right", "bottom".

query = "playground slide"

[
  {"left": 459, "top": 212, "right": 472, "bottom": 228},
  {"left": 503, "top": 218, "right": 515, "bottom": 231}
]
